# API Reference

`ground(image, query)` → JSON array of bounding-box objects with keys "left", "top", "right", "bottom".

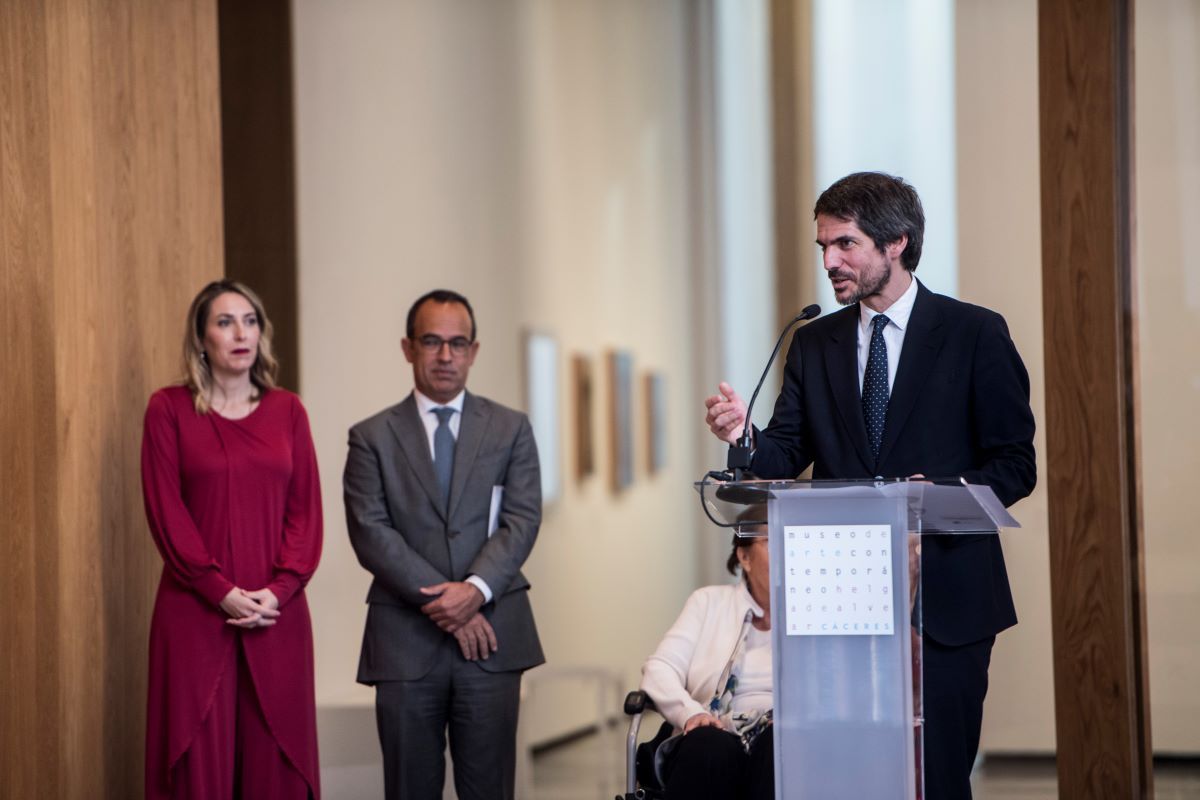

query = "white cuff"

[{"left": 465, "top": 575, "right": 493, "bottom": 604}]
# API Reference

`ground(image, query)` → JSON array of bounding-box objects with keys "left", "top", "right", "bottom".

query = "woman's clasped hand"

[{"left": 220, "top": 587, "right": 281, "bottom": 628}]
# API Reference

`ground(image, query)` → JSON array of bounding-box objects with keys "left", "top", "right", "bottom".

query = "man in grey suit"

[{"left": 344, "top": 289, "right": 544, "bottom": 800}]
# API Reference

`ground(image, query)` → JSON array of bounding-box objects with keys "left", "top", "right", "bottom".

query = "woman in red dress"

[{"left": 141, "top": 280, "right": 322, "bottom": 799}]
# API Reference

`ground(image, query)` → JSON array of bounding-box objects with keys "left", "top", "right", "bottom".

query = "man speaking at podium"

[{"left": 704, "top": 172, "right": 1036, "bottom": 799}]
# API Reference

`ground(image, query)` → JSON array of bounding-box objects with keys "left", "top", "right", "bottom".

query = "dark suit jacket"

[
  {"left": 344, "top": 391, "right": 545, "bottom": 682},
  {"left": 752, "top": 282, "right": 1036, "bottom": 646}
]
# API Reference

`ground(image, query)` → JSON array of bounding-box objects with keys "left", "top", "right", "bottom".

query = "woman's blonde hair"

[{"left": 182, "top": 280, "right": 279, "bottom": 413}]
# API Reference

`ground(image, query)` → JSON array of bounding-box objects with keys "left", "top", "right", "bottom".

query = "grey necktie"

[
  {"left": 862, "top": 314, "right": 891, "bottom": 463},
  {"left": 432, "top": 406, "right": 456, "bottom": 507}
]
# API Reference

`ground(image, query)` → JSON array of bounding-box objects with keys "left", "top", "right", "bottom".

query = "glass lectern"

[{"left": 695, "top": 478, "right": 1020, "bottom": 800}]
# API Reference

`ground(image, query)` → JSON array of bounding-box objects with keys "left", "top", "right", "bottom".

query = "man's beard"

[{"left": 833, "top": 259, "right": 892, "bottom": 306}]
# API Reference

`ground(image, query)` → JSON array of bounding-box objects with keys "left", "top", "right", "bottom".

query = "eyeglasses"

[{"left": 415, "top": 334, "right": 473, "bottom": 355}]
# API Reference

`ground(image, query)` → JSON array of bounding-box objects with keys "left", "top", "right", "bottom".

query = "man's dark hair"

[
  {"left": 814, "top": 172, "right": 925, "bottom": 271},
  {"left": 406, "top": 289, "right": 477, "bottom": 341}
]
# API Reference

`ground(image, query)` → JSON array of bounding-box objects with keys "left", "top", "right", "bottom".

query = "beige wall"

[
  {"left": 293, "top": 0, "right": 714, "bottom": 747},
  {"left": 956, "top": 0, "right": 1056, "bottom": 753},
  {"left": 1135, "top": 0, "right": 1200, "bottom": 754},
  {"left": 958, "top": 0, "right": 1200, "bottom": 755}
]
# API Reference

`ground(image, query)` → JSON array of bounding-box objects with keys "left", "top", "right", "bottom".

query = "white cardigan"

[{"left": 640, "top": 583, "right": 765, "bottom": 731}]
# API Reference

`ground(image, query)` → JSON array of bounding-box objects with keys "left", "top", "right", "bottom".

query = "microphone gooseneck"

[{"left": 726, "top": 303, "right": 821, "bottom": 480}]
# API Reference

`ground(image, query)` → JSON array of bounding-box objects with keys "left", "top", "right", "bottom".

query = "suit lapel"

[
  {"left": 386, "top": 395, "right": 447, "bottom": 522},
  {"left": 878, "top": 283, "right": 944, "bottom": 468},
  {"left": 823, "top": 308, "right": 876, "bottom": 473},
  {"left": 447, "top": 391, "right": 490, "bottom": 521}
]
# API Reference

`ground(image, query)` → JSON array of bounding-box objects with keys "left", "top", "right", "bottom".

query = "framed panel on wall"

[
  {"left": 571, "top": 354, "right": 595, "bottom": 482},
  {"left": 608, "top": 350, "right": 634, "bottom": 492},
  {"left": 645, "top": 371, "right": 666, "bottom": 474},
  {"left": 524, "top": 331, "right": 561, "bottom": 504}
]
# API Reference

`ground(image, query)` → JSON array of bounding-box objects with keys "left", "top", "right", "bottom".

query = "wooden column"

[
  {"left": 769, "top": 0, "right": 814, "bottom": 330},
  {"left": 0, "top": 0, "right": 223, "bottom": 796},
  {"left": 1038, "top": 0, "right": 1153, "bottom": 796},
  {"left": 217, "top": 0, "right": 299, "bottom": 391}
]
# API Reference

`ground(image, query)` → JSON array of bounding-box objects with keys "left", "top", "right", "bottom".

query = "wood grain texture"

[
  {"left": 769, "top": 0, "right": 814, "bottom": 330},
  {"left": 1, "top": 2, "right": 61, "bottom": 796},
  {"left": 0, "top": 0, "right": 223, "bottom": 796},
  {"left": 1038, "top": 0, "right": 1153, "bottom": 796},
  {"left": 217, "top": 0, "right": 299, "bottom": 391}
]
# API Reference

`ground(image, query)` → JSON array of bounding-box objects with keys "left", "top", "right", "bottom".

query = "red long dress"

[{"left": 141, "top": 385, "right": 322, "bottom": 797}]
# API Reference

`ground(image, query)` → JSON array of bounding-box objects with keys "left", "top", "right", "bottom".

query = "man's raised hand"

[{"left": 704, "top": 381, "right": 748, "bottom": 445}]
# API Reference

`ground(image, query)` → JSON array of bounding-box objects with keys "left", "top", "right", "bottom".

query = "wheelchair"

[{"left": 616, "top": 689, "right": 671, "bottom": 800}]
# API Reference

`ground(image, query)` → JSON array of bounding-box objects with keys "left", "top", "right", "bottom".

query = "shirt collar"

[
  {"left": 860, "top": 274, "right": 919, "bottom": 332},
  {"left": 413, "top": 388, "right": 465, "bottom": 417}
]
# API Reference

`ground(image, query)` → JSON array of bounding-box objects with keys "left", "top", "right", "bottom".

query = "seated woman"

[{"left": 640, "top": 519, "right": 774, "bottom": 800}]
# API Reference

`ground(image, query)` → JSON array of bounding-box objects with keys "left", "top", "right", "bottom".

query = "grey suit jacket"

[{"left": 345, "top": 391, "right": 545, "bottom": 683}]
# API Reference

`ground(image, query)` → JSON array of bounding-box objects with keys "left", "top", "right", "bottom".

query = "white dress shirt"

[
  {"left": 857, "top": 274, "right": 920, "bottom": 393},
  {"left": 412, "top": 388, "right": 492, "bottom": 603},
  {"left": 728, "top": 625, "right": 773, "bottom": 716}
]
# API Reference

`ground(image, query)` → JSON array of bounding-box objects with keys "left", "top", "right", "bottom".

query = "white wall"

[
  {"left": 811, "top": 0, "right": 958, "bottom": 306},
  {"left": 292, "top": 0, "right": 719, "bottom": 751},
  {"left": 714, "top": 0, "right": 778, "bottom": 413}
]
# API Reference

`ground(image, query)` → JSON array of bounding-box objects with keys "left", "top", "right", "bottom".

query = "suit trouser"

[
  {"left": 156, "top": 640, "right": 311, "bottom": 800},
  {"left": 375, "top": 639, "right": 522, "bottom": 800},
  {"left": 921, "top": 635, "right": 995, "bottom": 800}
]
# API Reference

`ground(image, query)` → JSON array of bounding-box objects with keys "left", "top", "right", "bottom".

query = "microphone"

[{"left": 726, "top": 303, "right": 821, "bottom": 480}]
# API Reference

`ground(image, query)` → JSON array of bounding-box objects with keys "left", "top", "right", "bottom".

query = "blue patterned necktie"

[
  {"left": 863, "top": 314, "right": 891, "bottom": 463},
  {"left": 433, "top": 407, "right": 456, "bottom": 507}
]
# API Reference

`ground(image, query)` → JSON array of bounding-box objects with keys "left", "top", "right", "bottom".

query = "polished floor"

[
  {"left": 531, "top": 728, "right": 1200, "bottom": 799},
  {"left": 324, "top": 720, "right": 1200, "bottom": 799}
]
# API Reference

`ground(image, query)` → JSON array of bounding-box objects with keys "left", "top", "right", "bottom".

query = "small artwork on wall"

[
  {"left": 524, "top": 331, "right": 561, "bottom": 504},
  {"left": 608, "top": 350, "right": 634, "bottom": 492},
  {"left": 572, "top": 354, "right": 595, "bottom": 481},
  {"left": 645, "top": 371, "right": 666, "bottom": 474}
]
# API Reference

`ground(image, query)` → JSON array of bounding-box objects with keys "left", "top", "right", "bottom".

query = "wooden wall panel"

[
  {"left": 218, "top": 0, "right": 299, "bottom": 391},
  {"left": 0, "top": 0, "right": 223, "bottom": 796},
  {"left": 769, "top": 0, "right": 814, "bottom": 330},
  {"left": 1, "top": 2, "right": 61, "bottom": 796},
  {"left": 1038, "top": 0, "right": 1153, "bottom": 796}
]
